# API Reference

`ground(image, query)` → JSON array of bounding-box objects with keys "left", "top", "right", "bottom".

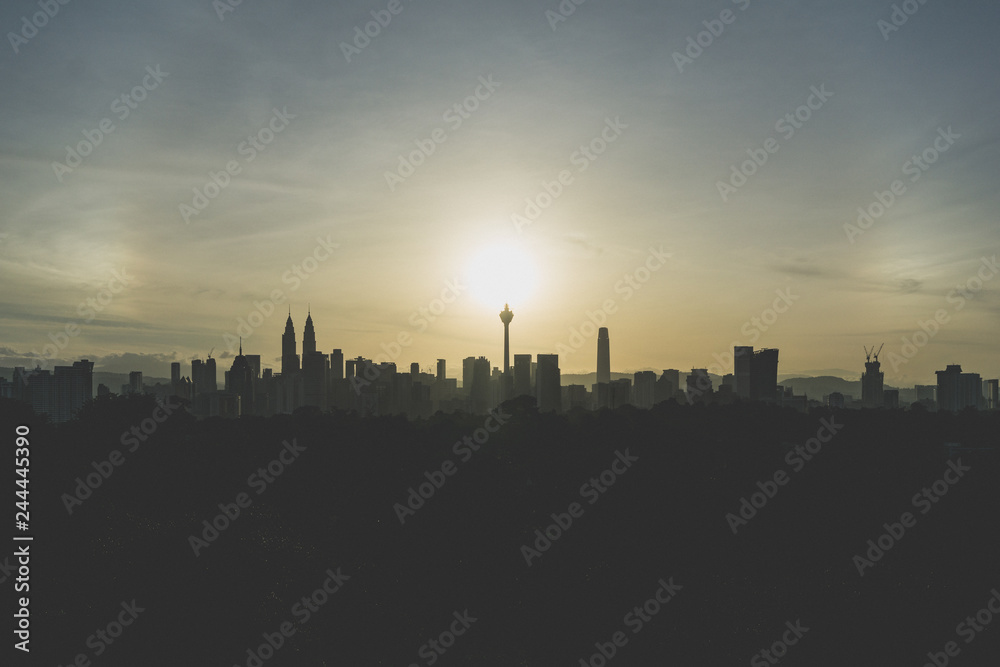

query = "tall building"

[
  {"left": 861, "top": 346, "right": 885, "bottom": 409},
  {"left": 597, "top": 327, "right": 610, "bottom": 385},
  {"left": 985, "top": 379, "right": 999, "bottom": 410},
  {"left": 883, "top": 389, "right": 899, "bottom": 409},
  {"left": 633, "top": 371, "right": 656, "bottom": 409},
  {"left": 302, "top": 351, "right": 329, "bottom": 409},
  {"left": 470, "top": 356, "right": 491, "bottom": 414},
  {"left": 609, "top": 378, "right": 632, "bottom": 409},
  {"left": 654, "top": 370, "right": 678, "bottom": 404},
  {"left": 129, "top": 371, "right": 143, "bottom": 395},
  {"left": 436, "top": 359, "right": 447, "bottom": 382},
  {"left": 244, "top": 355, "right": 261, "bottom": 381},
  {"left": 734, "top": 346, "right": 753, "bottom": 400},
  {"left": 330, "top": 349, "right": 344, "bottom": 380},
  {"left": 936, "top": 365, "right": 981, "bottom": 412},
  {"left": 191, "top": 359, "right": 204, "bottom": 395},
  {"left": 462, "top": 357, "right": 476, "bottom": 393},
  {"left": 303, "top": 310, "right": 317, "bottom": 356},
  {"left": 282, "top": 311, "right": 300, "bottom": 375},
  {"left": 227, "top": 340, "right": 256, "bottom": 416},
  {"left": 536, "top": 354, "right": 561, "bottom": 413},
  {"left": 732, "top": 347, "right": 779, "bottom": 402},
  {"left": 204, "top": 357, "right": 217, "bottom": 392},
  {"left": 53, "top": 360, "right": 94, "bottom": 422},
  {"left": 513, "top": 354, "right": 532, "bottom": 398},
  {"left": 171, "top": 362, "right": 181, "bottom": 385},
  {"left": 750, "top": 348, "right": 779, "bottom": 402}
]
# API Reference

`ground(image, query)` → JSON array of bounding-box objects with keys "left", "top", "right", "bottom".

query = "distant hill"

[
  {"left": 0, "top": 367, "right": 170, "bottom": 390},
  {"left": 779, "top": 376, "right": 861, "bottom": 400}
]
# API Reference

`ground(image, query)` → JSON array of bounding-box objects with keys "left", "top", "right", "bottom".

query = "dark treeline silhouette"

[{"left": 3, "top": 395, "right": 998, "bottom": 665}]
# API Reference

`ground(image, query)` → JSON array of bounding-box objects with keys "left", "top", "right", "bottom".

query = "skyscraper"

[
  {"left": 302, "top": 351, "right": 328, "bottom": 409},
  {"left": 436, "top": 359, "right": 446, "bottom": 382},
  {"left": 536, "top": 354, "right": 561, "bottom": 412},
  {"left": 750, "top": 348, "right": 779, "bottom": 402},
  {"left": 192, "top": 359, "right": 204, "bottom": 395},
  {"left": 129, "top": 371, "right": 143, "bottom": 395},
  {"left": 52, "top": 359, "right": 94, "bottom": 423},
  {"left": 734, "top": 346, "right": 753, "bottom": 400},
  {"left": 633, "top": 371, "right": 656, "bottom": 409},
  {"left": 513, "top": 354, "right": 532, "bottom": 398},
  {"left": 303, "top": 310, "right": 317, "bottom": 356},
  {"left": 936, "top": 365, "right": 981, "bottom": 412},
  {"left": 861, "top": 347, "right": 884, "bottom": 409},
  {"left": 227, "top": 340, "right": 255, "bottom": 416},
  {"left": 470, "top": 356, "right": 491, "bottom": 414},
  {"left": 597, "top": 327, "right": 610, "bottom": 385},
  {"left": 985, "top": 379, "right": 999, "bottom": 410},
  {"left": 733, "top": 347, "right": 779, "bottom": 402},
  {"left": 204, "top": 357, "right": 217, "bottom": 392},
  {"left": 282, "top": 311, "right": 300, "bottom": 375},
  {"left": 330, "top": 349, "right": 344, "bottom": 380}
]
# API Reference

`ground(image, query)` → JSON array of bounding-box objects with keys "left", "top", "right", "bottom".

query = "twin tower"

[{"left": 281, "top": 310, "right": 316, "bottom": 375}]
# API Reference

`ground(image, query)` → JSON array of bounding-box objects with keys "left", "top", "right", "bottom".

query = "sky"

[{"left": 1, "top": 0, "right": 998, "bottom": 385}]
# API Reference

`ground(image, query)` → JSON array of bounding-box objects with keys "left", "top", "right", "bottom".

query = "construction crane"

[
  {"left": 207, "top": 347, "right": 214, "bottom": 360},
  {"left": 864, "top": 344, "right": 884, "bottom": 363}
]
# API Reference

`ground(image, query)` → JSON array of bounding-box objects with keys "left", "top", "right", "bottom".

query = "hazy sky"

[{"left": 1, "top": 0, "right": 998, "bottom": 385}]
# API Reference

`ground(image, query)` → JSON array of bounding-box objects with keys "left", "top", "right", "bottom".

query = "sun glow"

[{"left": 463, "top": 243, "right": 539, "bottom": 309}]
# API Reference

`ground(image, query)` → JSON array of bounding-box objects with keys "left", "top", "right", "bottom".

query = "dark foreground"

[{"left": 3, "top": 395, "right": 999, "bottom": 666}]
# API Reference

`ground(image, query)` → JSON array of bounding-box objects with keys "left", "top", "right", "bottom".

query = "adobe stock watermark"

[
  {"left": 52, "top": 66, "right": 169, "bottom": 183},
  {"left": 852, "top": 458, "right": 971, "bottom": 577},
  {"left": 717, "top": 84, "right": 834, "bottom": 202},
  {"left": 340, "top": 0, "right": 418, "bottom": 62},
  {"left": 213, "top": 0, "right": 246, "bottom": 21},
  {"left": 844, "top": 126, "right": 959, "bottom": 243},
  {"left": 921, "top": 587, "right": 1000, "bottom": 667},
  {"left": 520, "top": 449, "right": 639, "bottom": 567},
  {"left": 882, "top": 255, "right": 998, "bottom": 374},
  {"left": 187, "top": 439, "right": 306, "bottom": 556},
  {"left": 384, "top": 76, "right": 501, "bottom": 192},
  {"left": 750, "top": 620, "right": 810, "bottom": 667},
  {"left": 725, "top": 417, "right": 844, "bottom": 534},
  {"left": 232, "top": 566, "right": 350, "bottom": 667},
  {"left": 179, "top": 107, "right": 295, "bottom": 224},
  {"left": 554, "top": 246, "right": 670, "bottom": 357},
  {"left": 878, "top": 0, "right": 932, "bottom": 41},
  {"left": 7, "top": 0, "right": 73, "bottom": 55},
  {"left": 576, "top": 577, "right": 682, "bottom": 666},
  {"left": 61, "top": 397, "right": 183, "bottom": 515},
  {"left": 672, "top": 0, "right": 757, "bottom": 73},
  {"left": 512, "top": 116, "right": 627, "bottom": 234},
  {"left": 393, "top": 407, "right": 511, "bottom": 523},
  {"left": 406, "top": 610, "right": 477, "bottom": 667},
  {"left": 544, "top": 0, "right": 593, "bottom": 31},
  {"left": 223, "top": 236, "right": 338, "bottom": 353}
]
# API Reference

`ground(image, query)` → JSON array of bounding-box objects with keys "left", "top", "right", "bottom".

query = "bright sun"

[{"left": 464, "top": 243, "right": 539, "bottom": 309}]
